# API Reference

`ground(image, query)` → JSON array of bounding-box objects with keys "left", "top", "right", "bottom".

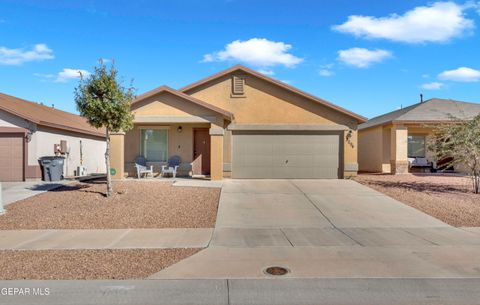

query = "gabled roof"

[
  {"left": 131, "top": 85, "right": 234, "bottom": 120},
  {"left": 359, "top": 98, "right": 480, "bottom": 130},
  {"left": 0, "top": 92, "right": 105, "bottom": 137},
  {"left": 180, "top": 64, "right": 367, "bottom": 123}
]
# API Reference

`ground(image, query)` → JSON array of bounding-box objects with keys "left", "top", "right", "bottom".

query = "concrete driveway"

[{"left": 151, "top": 179, "right": 480, "bottom": 279}]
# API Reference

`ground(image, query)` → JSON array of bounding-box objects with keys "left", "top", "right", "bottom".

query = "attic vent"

[{"left": 231, "top": 75, "right": 245, "bottom": 97}]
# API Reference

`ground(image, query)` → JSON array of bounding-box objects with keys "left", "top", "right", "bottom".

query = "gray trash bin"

[{"left": 39, "top": 156, "right": 65, "bottom": 181}]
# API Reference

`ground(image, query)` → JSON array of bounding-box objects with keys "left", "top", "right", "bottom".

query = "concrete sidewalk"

[
  {"left": 1, "top": 181, "right": 71, "bottom": 206},
  {"left": 1, "top": 279, "right": 480, "bottom": 305},
  {"left": 0, "top": 228, "right": 213, "bottom": 250}
]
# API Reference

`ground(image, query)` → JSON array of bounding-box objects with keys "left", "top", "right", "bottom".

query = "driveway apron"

[{"left": 150, "top": 179, "right": 480, "bottom": 279}]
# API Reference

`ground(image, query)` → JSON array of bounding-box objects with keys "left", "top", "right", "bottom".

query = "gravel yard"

[
  {"left": 355, "top": 173, "right": 480, "bottom": 227},
  {"left": 0, "top": 248, "right": 200, "bottom": 280},
  {"left": 0, "top": 180, "right": 220, "bottom": 229}
]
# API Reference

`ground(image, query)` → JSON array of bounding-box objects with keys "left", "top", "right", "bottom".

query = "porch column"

[
  {"left": 390, "top": 124, "right": 408, "bottom": 174},
  {"left": 110, "top": 131, "right": 125, "bottom": 180},
  {"left": 209, "top": 125, "right": 224, "bottom": 180}
]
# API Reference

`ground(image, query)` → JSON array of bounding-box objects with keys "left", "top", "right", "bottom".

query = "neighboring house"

[
  {"left": 0, "top": 93, "right": 106, "bottom": 182},
  {"left": 358, "top": 98, "right": 480, "bottom": 174},
  {"left": 110, "top": 65, "right": 366, "bottom": 180}
]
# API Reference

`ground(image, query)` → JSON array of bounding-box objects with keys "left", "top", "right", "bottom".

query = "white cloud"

[
  {"left": 202, "top": 38, "right": 303, "bottom": 68},
  {"left": 0, "top": 43, "right": 54, "bottom": 65},
  {"left": 438, "top": 67, "right": 480, "bottom": 82},
  {"left": 337, "top": 48, "right": 392, "bottom": 68},
  {"left": 35, "top": 68, "right": 90, "bottom": 83},
  {"left": 318, "top": 63, "right": 334, "bottom": 77},
  {"left": 333, "top": 2, "right": 474, "bottom": 43},
  {"left": 421, "top": 82, "right": 444, "bottom": 90},
  {"left": 319, "top": 69, "right": 333, "bottom": 77},
  {"left": 55, "top": 68, "right": 90, "bottom": 82},
  {"left": 257, "top": 69, "right": 275, "bottom": 76}
]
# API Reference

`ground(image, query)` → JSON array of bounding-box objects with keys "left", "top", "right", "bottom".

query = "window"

[
  {"left": 140, "top": 128, "right": 168, "bottom": 162},
  {"left": 408, "top": 135, "right": 426, "bottom": 158}
]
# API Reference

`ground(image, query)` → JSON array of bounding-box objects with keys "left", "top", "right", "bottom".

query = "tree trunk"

[
  {"left": 474, "top": 172, "right": 479, "bottom": 194},
  {"left": 105, "top": 128, "right": 113, "bottom": 197}
]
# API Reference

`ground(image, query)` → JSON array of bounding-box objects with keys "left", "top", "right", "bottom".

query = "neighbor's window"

[
  {"left": 408, "top": 135, "right": 426, "bottom": 158},
  {"left": 140, "top": 129, "right": 168, "bottom": 162}
]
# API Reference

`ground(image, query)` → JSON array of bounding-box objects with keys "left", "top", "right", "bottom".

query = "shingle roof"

[
  {"left": 359, "top": 98, "right": 480, "bottom": 130},
  {"left": 0, "top": 92, "right": 105, "bottom": 137}
]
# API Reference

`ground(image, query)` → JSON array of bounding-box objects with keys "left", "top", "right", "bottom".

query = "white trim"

[
  {"left": 138, "top": 126, "right": 171, "bottom": 130},
  {"left": 228, "top": 124, "right": 349, "bottom": 131},
  {"left": 134, "top": 115, "right": 218, "bottom": 123}
]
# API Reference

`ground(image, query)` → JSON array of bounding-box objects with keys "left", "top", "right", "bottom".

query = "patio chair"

[
  {"left": 135, "top": 156, "right": 153, "bottom": 178},
  {"left": 161, "top": 155, "right": 181, "bottom": 178}
]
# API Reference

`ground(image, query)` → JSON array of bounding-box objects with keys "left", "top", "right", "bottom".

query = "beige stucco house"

[
  {"left": 110, "top": 65, "right": 366, "bottom": 180},
  {"left": 358, "top": 98, "right": 480, "bottom": 174},
  {"left": 0, "top": 92, "right": 106, "bottom": 181}
]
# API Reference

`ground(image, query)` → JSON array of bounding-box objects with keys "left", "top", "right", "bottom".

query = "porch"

[
  {"left": 384, "top": 124, "right": 454, "bottom": 174},
  {"left": 110, "top": 122, "right": 225, "bottom": 180},
  {"left": 107, "top": 86, "right": 233, "bottom": 181}
]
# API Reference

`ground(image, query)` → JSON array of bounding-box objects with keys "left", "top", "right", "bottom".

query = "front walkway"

[
  {"left": 0, "top": 228, "right": 212, "bottom": 250},
  {"left": 150, "top": 179, "right": 480, "bottom": 279},
  {"left": 1, "top": 180, "right": 70, "bottom": 206}
]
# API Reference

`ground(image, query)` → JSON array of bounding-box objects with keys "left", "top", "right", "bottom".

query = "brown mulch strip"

[
  {"left": 0, "top": 248, "right": 200, "bottom": 280},
  {"left": 0, "top": 181, "right": 220, "bottom": 229},
  {"left": 355, "top": 173, "right": 480, "bottom": 227}
]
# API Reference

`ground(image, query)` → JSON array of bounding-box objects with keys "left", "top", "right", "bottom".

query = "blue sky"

[{"left": 1, "top": 0, "right": 479, "bottom": 119}]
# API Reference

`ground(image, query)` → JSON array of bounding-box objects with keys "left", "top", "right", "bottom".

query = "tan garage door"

[
  {"left": 232, "top": 131, "right": 341, "bottom": 179},
  {"left": 0, "top": 134, "right": 24, "bottom": 182}
]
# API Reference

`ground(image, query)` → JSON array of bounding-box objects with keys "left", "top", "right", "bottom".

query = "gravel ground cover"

[
  {"left": 355, "top": 173, "right": 480, "bottom": 227},
  {"left": 0, "top": 248, "right": 201, "bottom": 279},
  {"left": 0, "top": 180, "right": 220, "bottom": 229}
]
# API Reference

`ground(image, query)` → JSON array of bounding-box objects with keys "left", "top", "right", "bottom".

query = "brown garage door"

[
  {"left": 232, "top": 131, "right": 341, "bottom": 179},
  {"left": 0, "top": 134, "right": 24, "bottom": 181}
]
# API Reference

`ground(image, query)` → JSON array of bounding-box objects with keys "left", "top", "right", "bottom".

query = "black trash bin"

[{"left": 39, "top": 156, "right": 65, "bottom": 181}]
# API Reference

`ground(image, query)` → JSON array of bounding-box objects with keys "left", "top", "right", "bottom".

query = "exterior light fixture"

[
  {"left": 25, "top": 130, "right": 33, "bottom": 143},
  {"left": 177, "top": 126, "right": 183, "bottom": 133}
]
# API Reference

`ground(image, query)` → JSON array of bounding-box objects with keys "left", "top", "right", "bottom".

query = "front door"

[{"left": 192, "top": 129, "right": 211, "bottom": 175}]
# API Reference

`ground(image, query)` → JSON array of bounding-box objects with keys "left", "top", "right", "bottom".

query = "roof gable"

[
  {"left": 360, "top": 98, "right": 480, "bottom": 130},
  {"left": 132, "top": 85, "right": 233, "bottom": 120},
  {"left": 180, "top": 65, "right": 367, "bottom": 123}
]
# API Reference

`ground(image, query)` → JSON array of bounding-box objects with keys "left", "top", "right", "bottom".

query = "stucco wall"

[
  {"left": 358, "top": 126, "right": 384, "bottom": 172},
  {"left": 132, "top": 91, "right": 222, "bottom": 121},
  {"left": 186, "top": 73, "right": 360, "bottom": 175},
  {"left": 382, "top": 127, "right": 391, "bottom": 172},
  {"left": 1, "top": 110, "right": 106, "bottom": 178},
  {"left": 124, "top": 123, "right": 211, "bottom": 176},
  {"left": 33, "top": 127, "right": 106, "bottom": 176}
]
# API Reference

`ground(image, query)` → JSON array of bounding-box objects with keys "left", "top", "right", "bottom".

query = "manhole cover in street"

[{"left": 264, "top": 266, "right": 289, "bottom": 276}]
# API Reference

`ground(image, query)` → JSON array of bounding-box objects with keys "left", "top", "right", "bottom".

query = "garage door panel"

[
  {"left": 273, "top": 155, "right": 314, "bottom": 167},
  {"left": 0, "top": 135, "right": 24, "bottom": 181},
  {"left": 241, "top": 155, "right": 273, "bottom": 167},
  {"left": 232, "top": 131, "right": 341, "bottom": 179}
]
